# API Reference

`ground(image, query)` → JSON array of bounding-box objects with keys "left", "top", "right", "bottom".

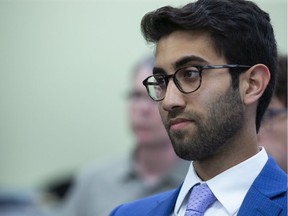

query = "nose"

[
  {"left": 161, "top": 80, "right": 186, "bottom": 112},
  {"left": 133, "top": 95, "right": 157, "bottom": 114}
]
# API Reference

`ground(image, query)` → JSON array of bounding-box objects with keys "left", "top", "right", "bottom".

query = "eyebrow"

[
  {"left": 153, "top": 55, "right": 208, "bottom": 75},
  {"left": 153, "top": 67, "right": 165, "bottom": 75},
  {"left": 173, "top": 55, "right": 207, "bottom": 69}
]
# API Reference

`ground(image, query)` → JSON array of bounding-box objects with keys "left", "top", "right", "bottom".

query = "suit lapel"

[
  {"left": 146, "top": 186, "right": 181, "bottom": 216},
  {"left": 142, "top": 158, "right": 286, "bottom": 216},
  {"left": 238, "top": 158, "right": 287, "bottom": 216},
  {"left": 237, "top": 186, "right": 284, "bottom": 216}
]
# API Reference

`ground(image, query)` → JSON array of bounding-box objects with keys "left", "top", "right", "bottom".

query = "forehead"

[{"left": 155, "top": 30, "right": 224, "bottom": 70}]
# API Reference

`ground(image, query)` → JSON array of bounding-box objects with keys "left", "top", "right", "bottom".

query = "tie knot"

[{"left": 185, "top": 183, "right": 216, "bottom": 216}]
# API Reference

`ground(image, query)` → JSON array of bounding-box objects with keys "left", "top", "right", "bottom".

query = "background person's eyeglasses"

[
  {"left": 127, "top": 90, "right": 154, "bottom": 103},
  {"left": 261, "top": 108, "right": 287, "bottom": 131},
  {"left": 142, "top": 64, "right": 251, "bottom": 101}
]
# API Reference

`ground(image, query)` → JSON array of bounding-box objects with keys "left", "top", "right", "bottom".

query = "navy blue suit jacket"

[{"left": 109, "top": 158, "right": 287, "bottom": 216}]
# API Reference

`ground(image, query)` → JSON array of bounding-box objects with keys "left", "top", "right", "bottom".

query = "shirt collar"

[
  {"left": 174, "top": 147, "right": 268, "bottom": 215},
  {"left": 173, "top": 162, "right": 200, "bottom": 214}
]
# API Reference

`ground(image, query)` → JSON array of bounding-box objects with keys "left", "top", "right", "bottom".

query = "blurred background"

[{"left": 0, "top": 0, "right": 287, "bottom": 192}]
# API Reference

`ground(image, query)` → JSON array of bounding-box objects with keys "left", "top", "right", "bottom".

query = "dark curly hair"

[{"left": 141, "top": 0, "right": 278, "bottom": 132}]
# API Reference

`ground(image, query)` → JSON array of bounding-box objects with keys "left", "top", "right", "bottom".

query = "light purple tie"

[{"left": 184, "top": 183, "right": 216, "bottom": 216}]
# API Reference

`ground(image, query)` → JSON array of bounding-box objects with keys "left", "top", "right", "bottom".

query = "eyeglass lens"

[{"left": 145, "top": 66, "right": 201, "bottom": 101}]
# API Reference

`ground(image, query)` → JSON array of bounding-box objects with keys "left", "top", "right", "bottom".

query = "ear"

[{"left": 239, "top": 64, "right": 270, "bottom": 105}]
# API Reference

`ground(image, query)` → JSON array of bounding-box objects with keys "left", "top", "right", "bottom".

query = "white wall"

[{"left": 0, "top": 0, "right": 286, "bottom": 188}]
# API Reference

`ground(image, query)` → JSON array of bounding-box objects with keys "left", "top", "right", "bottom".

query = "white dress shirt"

[{"left": 172, "top": 147, "right": 268, "bottom": 216}]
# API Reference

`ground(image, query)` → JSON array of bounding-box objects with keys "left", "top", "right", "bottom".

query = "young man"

[{"left": 109, "top": 0, "right": 287, "bottom": 215}]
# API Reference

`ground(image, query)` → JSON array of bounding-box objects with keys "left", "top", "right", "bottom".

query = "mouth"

[{"left": 168, "top": 118, "right": 193, "bottom": 131}]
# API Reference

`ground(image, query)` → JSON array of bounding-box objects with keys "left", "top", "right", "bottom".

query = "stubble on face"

[{"left": 163, "top": 85, "right": 244, "bottom": 161}]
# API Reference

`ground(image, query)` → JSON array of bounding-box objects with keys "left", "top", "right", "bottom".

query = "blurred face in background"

[
  {"left": 258, "top": 96, "right": 287, "bottom": 172},
  {"left": 129, "top": 65, "right": 169, "bottom": 146}
]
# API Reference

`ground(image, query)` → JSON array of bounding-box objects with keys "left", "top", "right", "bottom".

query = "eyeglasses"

[
  {"left": 127, "top": 90, "right": 153, "bottom": 102},
  {"left": 261, "top": 108, "right": 287, "bottom": 130},
  {"left": 142, "top": 64, "right": 251, "bottom": 101}
]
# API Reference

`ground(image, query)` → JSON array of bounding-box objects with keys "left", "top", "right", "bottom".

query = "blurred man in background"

[
  {"left": 258, "top": 55, "right": 287, "bottom": 172},
  {"left": 57, "top": 55, "right": 189, "bottom": 216}
]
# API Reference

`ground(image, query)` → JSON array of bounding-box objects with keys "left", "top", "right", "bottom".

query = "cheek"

[
  {"left": 200, "top": 71, "right": 232, "bottom": 97},
  {"left": 129, "top": 105, "right": 140, "bottom": 121},
  {"left": 158, "top": 104, "right": 166, "bottom": 119}
]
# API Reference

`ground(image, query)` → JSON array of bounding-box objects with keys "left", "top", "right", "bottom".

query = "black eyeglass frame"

[{"left": 142, "top": 64, "right": 251, "bottom": 101}]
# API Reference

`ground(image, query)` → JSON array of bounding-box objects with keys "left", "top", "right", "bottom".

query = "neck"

[{"left": 193, "top": 129, "right": 259, "bottom": 181}]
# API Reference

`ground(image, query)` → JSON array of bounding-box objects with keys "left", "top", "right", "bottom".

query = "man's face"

[
  {"left": 155, "top": 30, "right": 245, "bottom": 161},
  {"left": 129, "top": 66, "right": 169, "bottom": 146},
  {"left": 258, "top": 97, "right": 287, "bottom": 172}
]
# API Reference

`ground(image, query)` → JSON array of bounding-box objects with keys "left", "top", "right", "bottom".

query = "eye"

[{"left": 177, "top": 67, "right": 200, "bottom": 82}]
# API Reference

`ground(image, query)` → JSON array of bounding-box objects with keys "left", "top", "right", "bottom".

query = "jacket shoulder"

[{"left": 238, "top": 158, "right": 287, "bottom": 216}]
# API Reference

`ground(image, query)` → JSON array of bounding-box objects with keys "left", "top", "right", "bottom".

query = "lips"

[{"left": 168, "top": 118, "right": 192, "bottom": 130}]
